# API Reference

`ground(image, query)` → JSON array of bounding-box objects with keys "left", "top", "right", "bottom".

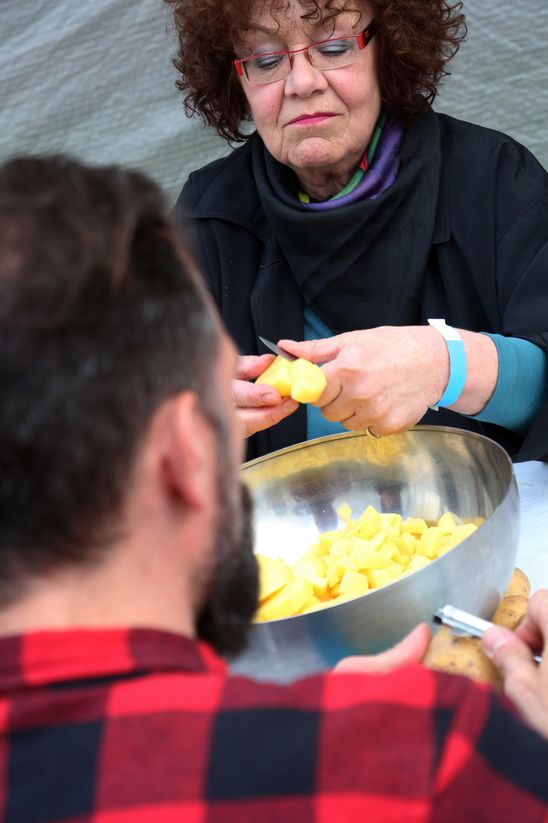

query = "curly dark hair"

[{"left": 166, "top": 0, "right": 466, "bottom": 142}]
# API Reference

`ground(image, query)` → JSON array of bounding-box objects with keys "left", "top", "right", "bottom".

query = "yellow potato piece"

[
  {"left": 355, "top": 505, "right": 381, "bottom": 539},
  {"left": 293, "top": 555, "right": 328, "bottom": 597},
  {"left": 255, "top": 354, "right": 326, "bottom": 405},
  {"left": 367, "top": 568, "right": 392, "bottom": 589},
  {"left": 416, "top": 527, "right": 444, "bottom": 559},
  {"left": 257, "top": 578, "right": 314, "bottom": 621},
  {"left": 288, "top": 358, "right": 327, "bottom": 404},
  {"left": 394, "top": 533, "right": 416, "bottom": 555},
  {"left": 338, "top": 570, "right": 370, "bottom": 597},
  {"left": 401, "top": 517, "right": 428, "bottom": 535},
  {"left": 405, "top": 554, "right": 431, "bottom": 573},
  {"left": 256, "top": 554, "right": 293, "bottom": 601},
  {"left": 437, "top": 511, "right": 459, "bottom": 534},
  {"left": 255, "top": 355, "right": 292, "bottom": 396}
]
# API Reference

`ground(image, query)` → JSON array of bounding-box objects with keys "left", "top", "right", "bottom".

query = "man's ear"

[{"left": 156, "top": 392, "right": 214, "bottom": 511}]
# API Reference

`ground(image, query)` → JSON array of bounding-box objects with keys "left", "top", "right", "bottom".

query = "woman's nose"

[{"left": 284, "top": 51, "right": 327, "bottom": 96}]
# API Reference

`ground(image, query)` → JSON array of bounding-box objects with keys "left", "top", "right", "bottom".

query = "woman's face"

[{"left": 235, "top": 1, "right": 381, "bottom": 190}]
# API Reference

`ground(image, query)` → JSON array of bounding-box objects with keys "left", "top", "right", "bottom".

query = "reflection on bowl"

[{"left": 231, "top": 426, "right": 519, "bottom": 683}]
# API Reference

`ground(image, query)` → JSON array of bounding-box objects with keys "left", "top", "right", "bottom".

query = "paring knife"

[
  {"left": 259, "top": 335, "right": 297, "bottom": 362},
  {"left": 433, "top": 604, "right": 542, "bottom": 664}
]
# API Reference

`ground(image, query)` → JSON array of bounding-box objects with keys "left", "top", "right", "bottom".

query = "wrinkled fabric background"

[{"left": 0, "top": 1, "right": 546, "bottom": 204}]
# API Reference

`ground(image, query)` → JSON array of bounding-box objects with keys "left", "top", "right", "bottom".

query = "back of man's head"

[{"left": 0, "top": 155, "right": 219, "bottom": 605}]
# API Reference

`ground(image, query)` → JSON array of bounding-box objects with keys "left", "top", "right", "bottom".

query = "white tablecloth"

[{"left": 513, "top": 461, "right": 548, "bottom": 592}]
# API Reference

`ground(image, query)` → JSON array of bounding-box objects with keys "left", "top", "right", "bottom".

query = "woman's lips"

[{"left": 288, "top": 113, "right": 337, "bottom": 126}]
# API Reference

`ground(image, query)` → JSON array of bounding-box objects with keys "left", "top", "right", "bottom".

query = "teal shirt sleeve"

[
  {"left": 305, "top": 310, "right": 548, "bottom": 438},
  {"left": 467, "top": 334, "right": 548, "bottom": 434},
  {"left": 304, "top": 308, "right": 346, "bottom": 441}
]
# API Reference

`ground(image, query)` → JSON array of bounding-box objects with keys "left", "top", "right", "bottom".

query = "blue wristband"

[{"left": 428, "top": 318, "right": 467, "bottom": 407}]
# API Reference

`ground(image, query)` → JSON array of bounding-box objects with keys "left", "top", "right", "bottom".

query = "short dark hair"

[
  {"left": 166, "top": 0, "right": 466, "bottom": 142},
  {"left": 0, "top": 155, "right": 219, "bottom": 602}
]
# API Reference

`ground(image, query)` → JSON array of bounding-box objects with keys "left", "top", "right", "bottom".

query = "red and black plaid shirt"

[{"left": 0, "top": 628, "right": 546, "bottom": 822}]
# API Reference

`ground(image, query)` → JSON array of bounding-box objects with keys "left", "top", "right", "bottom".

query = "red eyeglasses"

[{"left": 233, "top": 22, "right": 378, "bottom": 84}]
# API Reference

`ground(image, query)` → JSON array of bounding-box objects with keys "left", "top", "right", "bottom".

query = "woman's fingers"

[
  {"left": 232, "top": 378, "right": 298, "bottom": 438},
  {"left": 334, "top": 624, "right": 431, "bottom": 675},
  {"left": 233, "top": 376, "right": 280, "bottom": 410},
  {"left": 237, "top": 399, "right": 299, "bottom": 438},
  {"left": 237, "top": 353, "right": 275, "bottom": 380}
]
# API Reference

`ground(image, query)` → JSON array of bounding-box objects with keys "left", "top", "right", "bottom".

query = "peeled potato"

[
  {"left": 288, "top": 358, "right": 327, "bottom": 403},
  {"left": 256, "top": 355, "right": 326, "bottom": 404},
  {"left": 255, "top": 356, "right": 292, "bottom": 396}
]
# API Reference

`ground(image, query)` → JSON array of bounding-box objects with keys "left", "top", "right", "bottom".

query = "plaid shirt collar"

[{"left": 0, "top": 627, "right": 227, "bottom": 692}]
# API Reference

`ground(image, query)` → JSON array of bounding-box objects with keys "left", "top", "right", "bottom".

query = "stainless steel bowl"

[{"left": 231, "top": 426, "right": 519, "bottom": 682}]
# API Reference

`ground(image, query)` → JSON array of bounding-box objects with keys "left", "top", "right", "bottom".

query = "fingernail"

[
  {"left": 282, "top": 398, "right": 298, "bottom": 412},
  {"left": 483, "top": 628, "right": 508, "bottom": 659},
  {"left": 261, "top": 392, "right": 278, "bottom": 404}
]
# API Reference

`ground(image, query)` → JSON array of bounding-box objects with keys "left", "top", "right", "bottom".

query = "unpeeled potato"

[
  {"left": 490, "top": 594, "right": 529, "bottom": 629},
  {"left": 504, "top": 567, "right": 531, "bottom": 599},
  {"left": 423, "top": 629, "right": 501, "bottom": 686},
  {"left": 424, "top": 568, "right": 530, "bottom": 687},
  {"left": 256, "top": 354, "right": 326, "bottom": 404}
]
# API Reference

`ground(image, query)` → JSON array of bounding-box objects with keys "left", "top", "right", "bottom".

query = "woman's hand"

[
  {"left": 234, "top": 355, "right": 299, "bottom": 438},
  {"left": 279, "top": 327, "right": 448, "bottom": 435},
  {"left": 279, "top": 327, "right": 498, "bottom": 436},
  {"left": 483, "top": 590, "right": 548, "bottom": 739}
]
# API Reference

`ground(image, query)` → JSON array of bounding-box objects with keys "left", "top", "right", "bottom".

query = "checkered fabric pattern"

[{"left": 0, "top": 628, "right": 546, "bottom": 822}]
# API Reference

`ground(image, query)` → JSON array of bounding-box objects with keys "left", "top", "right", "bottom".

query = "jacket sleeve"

[{"left": 493, "top": 141, "right": 548, "bottom": 460}]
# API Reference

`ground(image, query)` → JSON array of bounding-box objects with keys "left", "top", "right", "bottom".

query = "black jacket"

[{"left": 177, "top": 111, "right": 548, "bottom": 462}]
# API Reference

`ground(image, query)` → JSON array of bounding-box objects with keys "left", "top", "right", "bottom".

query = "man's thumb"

[
  {"left": 334, "top": 623, "right": 431, "bottom": 675},
  {"left": 482, "top": 626, "right": 534, "bottom": 677}
]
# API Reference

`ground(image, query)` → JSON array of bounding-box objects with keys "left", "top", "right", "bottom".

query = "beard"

[{"left": 196, "top": 475, "right": 259, "bottom": 658}]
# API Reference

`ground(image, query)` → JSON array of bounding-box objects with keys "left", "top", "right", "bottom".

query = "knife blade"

[
  {"left": 433, "top": 604, "right": 542, "bottom": 664},
  {"left": 259, "top": 336, "right": 297, "bottom": 362}
]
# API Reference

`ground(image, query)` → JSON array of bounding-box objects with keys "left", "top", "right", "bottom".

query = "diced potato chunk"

[{"left": 257, "top": 578, "right": 314, "bottom": 621}]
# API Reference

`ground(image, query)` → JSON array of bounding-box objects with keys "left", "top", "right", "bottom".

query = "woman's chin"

[{"left": 287, "top": 137, "right": 346, "bottom": 172}]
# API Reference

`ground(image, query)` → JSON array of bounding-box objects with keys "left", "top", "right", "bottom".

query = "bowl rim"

[{"left": 241, "top": 424, "right": 513, "bottom": 472}]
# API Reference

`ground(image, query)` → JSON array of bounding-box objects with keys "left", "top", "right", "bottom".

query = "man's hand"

[
  {"left": 334, "top": 623, "right": 432, "bottom": 674},
  {"left": 234, "top": 355, "right": 299, "bottom": 439},
  {"left": 483, "top": 590, "right": 548, "bottom": 738}
]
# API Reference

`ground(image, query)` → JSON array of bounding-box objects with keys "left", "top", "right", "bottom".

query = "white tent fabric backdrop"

[{"left": 0, "top": 0, "right": 547, "bottom": 204}]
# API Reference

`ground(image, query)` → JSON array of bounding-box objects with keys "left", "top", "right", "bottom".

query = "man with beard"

[{"left": 0, "top": 156, "right": 546, "bottom": 822}]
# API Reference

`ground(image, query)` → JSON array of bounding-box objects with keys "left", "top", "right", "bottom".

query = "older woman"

[{"left": 167, "top": 0, "right": 548, "bottom": 461}]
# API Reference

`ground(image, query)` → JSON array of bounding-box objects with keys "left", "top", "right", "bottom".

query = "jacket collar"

[{"left": 0, "top": 627, "right": 226, "bottom": 692}]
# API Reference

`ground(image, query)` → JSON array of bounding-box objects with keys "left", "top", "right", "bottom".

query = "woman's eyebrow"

[{"left": 245, "top": 23, "right": 282, "bottom": 36}]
